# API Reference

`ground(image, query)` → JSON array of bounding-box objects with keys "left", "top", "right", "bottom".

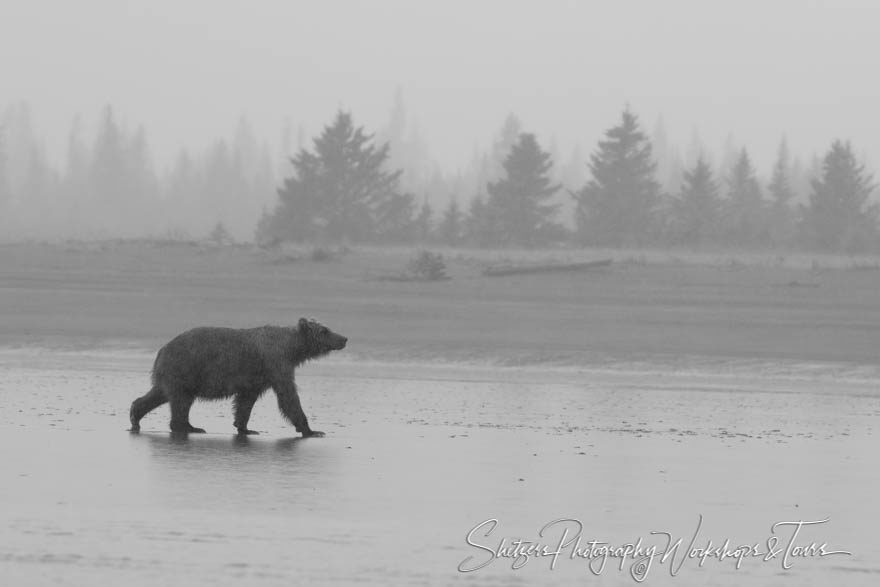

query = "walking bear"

[{"left": 129, "top": 318, "right": 347, "bottom": 436}]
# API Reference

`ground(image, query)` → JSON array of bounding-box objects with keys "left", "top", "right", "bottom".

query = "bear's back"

[{"left": 154, "top": 327, "right": 273, "bottom": 386}]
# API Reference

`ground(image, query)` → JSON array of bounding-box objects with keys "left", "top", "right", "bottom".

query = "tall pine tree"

[
  {"left": 438, "top": 197, "right": 463, "bottom": 245},
  {"left": 485, "top": 133, "right": 561, "bottom": 246},
  {"left": 268, "top": 111, "right": 404, "bottom": 242},
  {"left": 414, "top": 199, "right": 433, "bottom": 242},
  {"left": 464, "top": 195, "right": 490, "bottom": 246},
  {"left": 572, "top": 108, "right": 661, "bottom": 246},
  {"left": 800, "top": 140, "right": 878, "bottom": 252},
  {"left": 670, "top": 156, "right": 720, "bottom": 245},
  {"left": 87, "top": 105, "right": 160, "bottom": 236},
  {"left": 0, "top": 127, "right": 9, "bottom": 210},
  {"left": 721, "top": 148, "right": 765, "bottom": 246},
  {"left": 90, "top": 106, "right": 126, "bottom": 216},
  {"left": 767, "top": 138, "right": 796, "bottom": 247}
]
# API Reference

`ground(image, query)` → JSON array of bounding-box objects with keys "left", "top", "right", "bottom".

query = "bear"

[{"left": 129, "top": 318, "right": 347, "bottom": 436}]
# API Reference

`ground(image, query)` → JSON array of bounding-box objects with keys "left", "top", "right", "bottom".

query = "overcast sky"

[{"left": 3, "top": 0, "right": 879, "bottom": 174}]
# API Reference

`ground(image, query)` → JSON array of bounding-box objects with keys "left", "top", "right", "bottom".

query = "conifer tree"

[
  {"left": 485, "top": 133, "right": 561, "bottom": 246},
  {"left": 438, "top": 197, "right": 463, "bottom": 245},
  {"left": 90, "top": 106, "right": 126, "bottom": 211},
  {"left": 670, "top": 156, "right": 720, "bottom": 245},
  {"left": 801, "top": 140, "right": 878, "bottom": 252},
  {"left": 0, "top": 128, "right": 9, "bottom": 210},
  {"left": 465, "top": 195, "right": 489, "bottom": 246},
  {"left": 767, "top": 138, "right": 796, "bottom": 247},
  {"left": 572, "top": 108, "right": 661, "bottom": 245},
  {"left": 414, "top": 200, "right": 433, "bottom": 242},
  {"left": 721, "top": 148, "right": 765, "bottom": 246},
  {"left": 88, "top": 106, "right": 160, "bottom": 235},
  {"left": 269, "top": 111, "right": 403, "bottom": 242}
]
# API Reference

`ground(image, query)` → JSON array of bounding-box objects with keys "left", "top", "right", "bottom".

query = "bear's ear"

[{"left": 298, "top": 317, "right": 311, "bottom": 334}]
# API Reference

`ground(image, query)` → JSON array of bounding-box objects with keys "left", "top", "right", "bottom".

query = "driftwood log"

[{"left": 482, "top": 258, "right": 612, "bottom": 277}]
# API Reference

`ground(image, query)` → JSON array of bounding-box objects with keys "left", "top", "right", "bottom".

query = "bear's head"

[{"left": 298, "top": 318, "right": 348, "bottom": 358}]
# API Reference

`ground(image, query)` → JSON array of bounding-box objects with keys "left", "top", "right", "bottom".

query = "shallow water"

[{"left": 1, "top": 349, "right": 878, "bottom": 585}]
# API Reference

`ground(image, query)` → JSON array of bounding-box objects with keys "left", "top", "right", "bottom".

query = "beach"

[{"left": 1, "top": 242, "right": 878, "bottom": 585}]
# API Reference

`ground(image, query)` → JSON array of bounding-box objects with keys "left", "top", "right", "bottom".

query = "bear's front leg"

[{"left": 274, "top": 380, "right": 324, "bottom": 437}]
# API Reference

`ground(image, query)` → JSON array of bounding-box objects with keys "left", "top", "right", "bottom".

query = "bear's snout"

[{"left": 325, "top": 332, "right": 347, "bottom": 351}]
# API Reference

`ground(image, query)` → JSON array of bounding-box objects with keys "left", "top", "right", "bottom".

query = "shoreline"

[{"left": 3, "top": 343, "right": 879, "bottom": 392}]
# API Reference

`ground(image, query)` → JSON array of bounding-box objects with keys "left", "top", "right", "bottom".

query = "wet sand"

[{"left": 1, "top": 349, "right": 877, "bottom": 586}]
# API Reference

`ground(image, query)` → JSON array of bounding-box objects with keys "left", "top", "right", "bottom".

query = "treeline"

[
  {"left": 0, "top": 103, "right": 275, "bottom": 240},
  {"left": 261, "top": 109, "right": 879, "bottom": 253},
  {"left": 1, "top": 99, "right": 878, "bottom": 252}
]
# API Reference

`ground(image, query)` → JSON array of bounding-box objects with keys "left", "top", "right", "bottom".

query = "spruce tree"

[
  {"left": 269, "top": 111, "right": 403, "bottom": 242},
  {"left": 0, "top": 128, "right": 9, "bottom": 209},
  {"left": 438, "top": 198, "right": 463, "bottom": 245},
  {"left": 90, "top": 106, "right": 126, "bottom": 212},
  {"left": 88, "top": 106, "right": 160, "bottom": 235},
  {"left": 21, "top": 146, "right": 56, "bottom": 234},
  {"left": 572, "top": 108, "right": 661, "bottom": 246},
  {"left": 464, "top": 195, "right": 489, "bottom": 246},
  {"left": 64, "top": 118, "right": 89, "bottom": 216},
  {"left": 767, "top": 138, "right": 796, "bottom": 247},
  {"left": 485, "top": 133, "right": 561, "bottom": 246},
  {"left": 721, "top": 148, "right": 765, "bottom": 246},
  {"left": 670, "top": 156, "right": 720, "bottom": 245},
  {"left": 414, "top": 200, "right": 433, "bottom": 242},
  {"left": 801, "top": 140, "right": 878, "bottom": 252}
]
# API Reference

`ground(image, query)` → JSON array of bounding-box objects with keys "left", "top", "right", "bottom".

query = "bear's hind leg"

[
  {"left": 130, "top": 386, "right": 168, "bottom": 431},
  {"left": 169, "top": 391, "right": 205, "bottom": 433},
  {"left": 233, "top": 391, "right": 260, "bottom": 435}
]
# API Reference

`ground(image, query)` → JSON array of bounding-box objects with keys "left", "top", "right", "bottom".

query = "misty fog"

[{"left": 2, "top": 0, "right": 879, "bottom": 244}]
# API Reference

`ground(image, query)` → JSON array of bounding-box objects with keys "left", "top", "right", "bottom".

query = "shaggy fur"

[{"left": 129, "top": 318, "right": 347, "bottom": 435}]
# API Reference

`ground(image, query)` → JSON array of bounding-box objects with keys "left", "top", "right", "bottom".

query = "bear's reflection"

[
  {"left": 131, "top": 431, "right": 313, "bottom": 464},
  {"left": 160, "top": 431, "right": 303, "bottom": 451},
  {"left": 130, "top": 433, "right": 342, "bottom": 515},
  {"left": 129, "top": 432, "right": 337, "bottom": 509}
]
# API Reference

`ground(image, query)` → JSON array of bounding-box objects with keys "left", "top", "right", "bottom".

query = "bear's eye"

[{"left": 321, "top": 327, "right": 329, "bottom": 335}]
